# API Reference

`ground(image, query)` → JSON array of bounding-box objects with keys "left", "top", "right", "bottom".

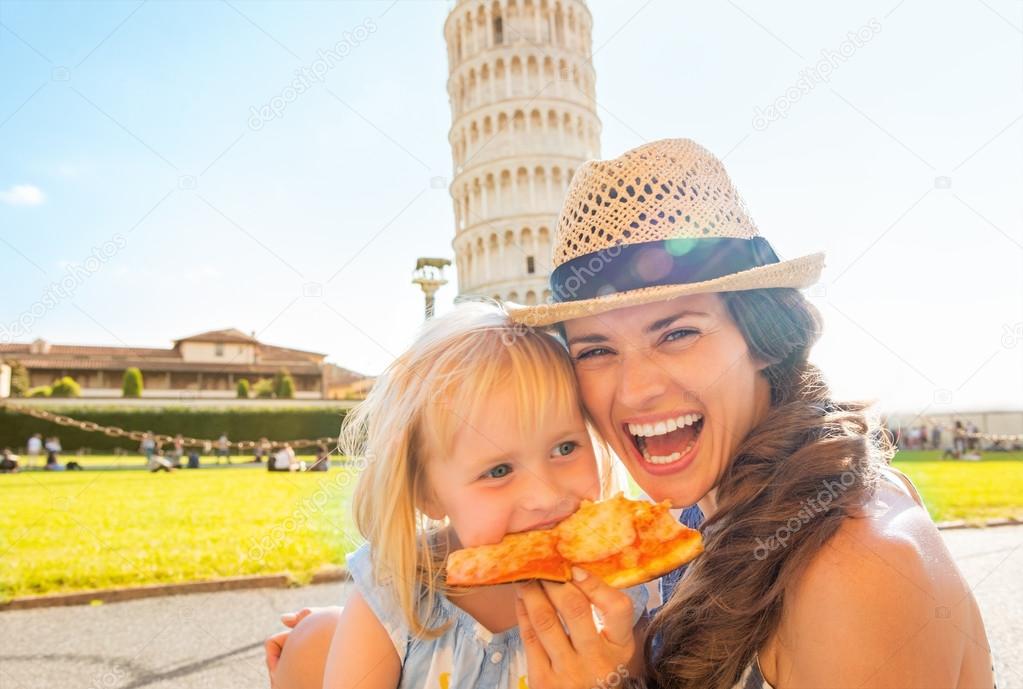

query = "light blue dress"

[{"left": 346, "top": 543, "right": 649, "bottom": 689}]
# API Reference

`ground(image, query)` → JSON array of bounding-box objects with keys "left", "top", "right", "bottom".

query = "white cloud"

[{"left": 0, "top": 184, "right": 46, "bottom": 206}]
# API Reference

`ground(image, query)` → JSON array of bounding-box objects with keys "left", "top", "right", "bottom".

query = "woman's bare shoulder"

[
  {"left": 814, "top": 481, "right": 960, "bottom": 597},
  {"left": 769, "top": 486, "right": 990, "bottom": 688}
]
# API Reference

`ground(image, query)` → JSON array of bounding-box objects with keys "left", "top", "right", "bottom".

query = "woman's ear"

[{"left": 750, "top": 350, "right": 780, "bottom": 373}]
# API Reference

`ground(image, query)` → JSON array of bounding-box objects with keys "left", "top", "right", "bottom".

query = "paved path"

[{"left": 2, "top": 526, "right": 1020, "bottom": 689}]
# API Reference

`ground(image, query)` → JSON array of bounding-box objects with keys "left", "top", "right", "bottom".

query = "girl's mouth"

[{"left": 624, "top": 413, "right": 704, "bottom": 472}]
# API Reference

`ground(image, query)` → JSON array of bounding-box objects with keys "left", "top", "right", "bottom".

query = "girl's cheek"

[
  {"left": 451, "top": 498, "right": 512, "bottom": 547},
  {"left": 565, "top": 453, "right": 601, "bottom": 500}
]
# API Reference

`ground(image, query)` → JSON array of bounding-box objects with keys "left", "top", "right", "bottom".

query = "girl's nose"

[{"left": 517, "top": 468, "right": 574, "bottom": 517}]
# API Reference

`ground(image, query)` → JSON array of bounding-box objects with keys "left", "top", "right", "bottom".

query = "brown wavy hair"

[{"left": 643, "top": 287, "right": 894, "bottom": 689}]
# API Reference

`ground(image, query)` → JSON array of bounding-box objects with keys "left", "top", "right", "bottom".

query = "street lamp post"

[{"left": 412, "top": 258, "right": 451, "bottom": 320}]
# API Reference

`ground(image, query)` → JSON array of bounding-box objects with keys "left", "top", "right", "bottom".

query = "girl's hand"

[
  {"left": 514, "top": 568, "right": 638, "bottom": 689},
  {"left": 264, "top": 607, "right": 316, "bottom": 675}
]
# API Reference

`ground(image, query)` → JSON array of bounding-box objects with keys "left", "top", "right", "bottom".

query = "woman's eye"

[
  {"left": 482, "top": 463, "right": 512, "bottom": 480},
  {"left": 552, "top": 441, "right": 578, "bottom": 457},
  {"left": 663, "top": 328, "right": 698, "bottom": 344},
  {"left": 574, "top": 347, "right": 612, "bottom": 360}
]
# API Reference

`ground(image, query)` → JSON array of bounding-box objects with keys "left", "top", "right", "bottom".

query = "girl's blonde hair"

[{"left": 340, "top": 301, "right": 614, "bottom": 637}]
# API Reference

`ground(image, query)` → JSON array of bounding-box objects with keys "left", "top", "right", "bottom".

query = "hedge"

[{"left": 0, "top": 405, "right": 349, "bottom": 453}]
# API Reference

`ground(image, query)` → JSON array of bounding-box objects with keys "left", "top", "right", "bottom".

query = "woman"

[
  {"left": 266, "top": 139, "right": 994, "bottom": 688},
  {"left": 507, "top": 139, "right": 994, "bottom": 688}
]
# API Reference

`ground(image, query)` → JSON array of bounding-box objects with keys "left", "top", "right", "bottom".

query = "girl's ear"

[
  {"left": 420, "top": 496, "right": 446, "bottom": 521},
  {"left": 417, "top": 480, "right": 446, "bottom": 521}
]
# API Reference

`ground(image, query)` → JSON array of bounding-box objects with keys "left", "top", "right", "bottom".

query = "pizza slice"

[{"left": 445, "top": 493, "right": 703, "bottom": 588}]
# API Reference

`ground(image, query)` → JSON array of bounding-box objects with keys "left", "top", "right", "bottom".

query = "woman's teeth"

[
  {"left": 627, "top": 413, "right": 702, "bottom": 438},
  {"left": 641, "top": 437, "right": 697, "bottom": 464},
  {"left": 627, "top": 413, "right": 703, "bottom": 465}
]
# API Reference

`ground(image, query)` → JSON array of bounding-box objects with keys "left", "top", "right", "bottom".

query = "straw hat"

[{"left": 507, "top": 138, "right": 825, "bottom": 326}]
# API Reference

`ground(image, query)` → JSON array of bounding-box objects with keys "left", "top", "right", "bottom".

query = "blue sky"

[{"left": 1, "top": 0, "right": 1021, "bottom": 413}]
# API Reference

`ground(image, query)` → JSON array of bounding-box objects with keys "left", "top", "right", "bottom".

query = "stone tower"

[{"left": 444, "top": 0, "right": 602, "bottom": 304}]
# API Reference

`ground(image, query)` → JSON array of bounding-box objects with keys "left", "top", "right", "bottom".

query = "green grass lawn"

[
  {"left": 1, "top": 451, "right": 1020, "bottom": 601},
  {"left": 892, "top": 450, "right": 1023, "bottom": 523},
  {"left": 0, "top": 463, "right": 361, "bottom": 601}
]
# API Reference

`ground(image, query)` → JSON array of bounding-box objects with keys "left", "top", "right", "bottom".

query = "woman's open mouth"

[{"left": 623, "top": 413, "right": 704, "bottom": 473}]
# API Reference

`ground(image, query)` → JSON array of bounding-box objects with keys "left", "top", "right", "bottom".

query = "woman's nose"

[{"left": 616, "top": 350, "right": 670, "bottom": 411}]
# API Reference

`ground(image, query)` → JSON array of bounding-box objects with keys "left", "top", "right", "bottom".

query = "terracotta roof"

[
  {"left": 173, "top": 328, "right": 259, "bottom": 345},
  {"left": 260, "top": 343, "right": 327, "bottom": 361},
  {"left": 2, "top": 331, "right": 326, "bottom": 363},
  {"left": 324, "top": 363, "right": 367, "bottom": 386},
  {"left": 10, "top": 355, "right": 322, "bottom": 376},
  {"left": 0, "top": 343, "right": 175, "bottom": 358}
]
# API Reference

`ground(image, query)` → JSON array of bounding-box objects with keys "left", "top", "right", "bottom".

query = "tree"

[
  {"left": 252, "top": 378, "right": 275, "bottom": 398},
  {"left": 3, "top": 359, "right": 29, "bottom": 397},
  {"left": 122, "top": 367, "right": 143, "bottom": 397},
  {"left": 50, "top": 376, "right": 81, "bottom": 397},
  {"left": 236, "top": 378, "right": 250, "bottom": 398},
  {"left": 273, "top": 368, "right": 295, "bottom": 399}
]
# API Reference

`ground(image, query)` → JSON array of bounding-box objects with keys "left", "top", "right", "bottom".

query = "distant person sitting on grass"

[
  {"left": 0, "top": 448, "right": 20, "bottom": 473},
  {"left": 187, "top": 448, "right": 201, "bottom": 469},
  {"left": 149, "top": 448, "right": 175, "bottom": 473},
  {"left": 44, "top": 453, "right": 63, "bottom": 471},
  {"left": 270, "top": 443, "right": 298, "bottom": 472}
]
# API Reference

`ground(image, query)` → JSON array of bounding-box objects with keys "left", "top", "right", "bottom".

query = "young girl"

[{"left": 268, "top": 302, "right": 648, "bottom": 689}]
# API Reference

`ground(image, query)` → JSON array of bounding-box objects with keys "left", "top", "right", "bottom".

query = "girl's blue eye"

[
  {"left": 553, "top": 441, "right": 578, "bottom": 457},
  {"left": 483, "top": 463, "right": 512, "bottom": 479}
]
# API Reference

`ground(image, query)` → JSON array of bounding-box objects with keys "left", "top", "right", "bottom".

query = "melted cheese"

[{"left": 555, "top": 494, "right": 637, "bottom": 563}]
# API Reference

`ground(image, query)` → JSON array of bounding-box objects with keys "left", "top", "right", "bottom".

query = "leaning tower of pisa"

[{"left": 444, "top": 0, "right": 602, "bottom": 305}]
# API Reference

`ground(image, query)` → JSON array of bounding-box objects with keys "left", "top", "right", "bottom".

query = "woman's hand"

[
  {"left": 514, "top": 567, "right": 639, "bottom": 689},
  {"left": 264, "top": 607, "right": 316, "bottom": 676}
]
